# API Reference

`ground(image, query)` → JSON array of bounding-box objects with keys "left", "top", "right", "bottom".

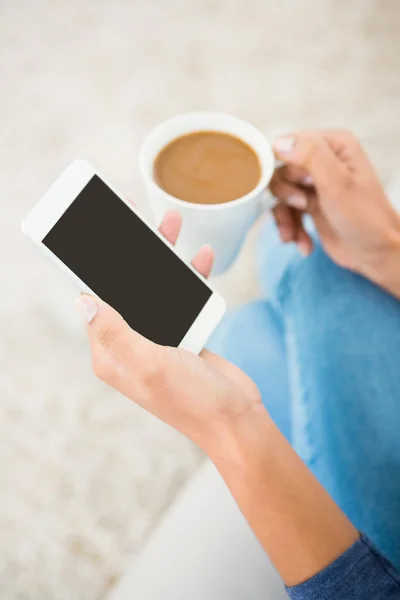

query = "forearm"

[{"left": 206, "top": 404, "right": 359, "bottom": 587}]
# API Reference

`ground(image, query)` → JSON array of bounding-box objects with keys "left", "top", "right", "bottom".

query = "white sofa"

[{"left": 107, "top": 460, "right": 288, "bottom": 600}]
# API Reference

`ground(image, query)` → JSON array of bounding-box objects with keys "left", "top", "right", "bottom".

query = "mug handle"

[
  {"left": 258, "top": 188, "right": 277, "bottom": 216},
  {"left": 258, "top": 150, "right": 281, "bottom": 215}
]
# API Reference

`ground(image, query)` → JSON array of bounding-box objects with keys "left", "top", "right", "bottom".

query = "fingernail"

[
  {"left": 279, "top": 227, "right": 293, "bottom": 243},
  {"left": 76, "top": 295, "right": 98, "bottom": 323},
  {"left": 297, "top": 240, "right": 310, "bottom": 257},
  {"left": 287, "top": 195, "right": 307, "bottom": 210},
  {"left": 272, "top": 136, "right": 295, "bottom": 154},
  {"left": 303, "top": 175, "right": 314, "bottom": 185}
]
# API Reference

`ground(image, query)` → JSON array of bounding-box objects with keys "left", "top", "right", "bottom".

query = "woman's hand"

[
  {"left": 77, "top": 210, "right": 261, "bottom": 451},
  {"left": 270, "top": 130, "right": 400, "bottom": 297}
]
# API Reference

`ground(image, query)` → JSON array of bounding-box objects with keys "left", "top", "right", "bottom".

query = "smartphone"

[{"left": 22, "top": 160, "right": 226, "bottom": 354}]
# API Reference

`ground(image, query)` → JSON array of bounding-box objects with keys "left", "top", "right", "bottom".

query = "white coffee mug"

[{"left": 139, "top": 112, "right": 275, "bottom": 275}]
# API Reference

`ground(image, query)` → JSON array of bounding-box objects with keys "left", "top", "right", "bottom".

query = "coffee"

[{"left": 153, "top": 131, "right": 261, "bottom": 205}]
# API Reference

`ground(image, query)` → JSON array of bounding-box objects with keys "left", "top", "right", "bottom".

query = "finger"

[
  {"left": 269, "top": 171, "right": 308, "bottom": 211},
  {"left": 276, "top": 165, "right": 314, "bottom": 187},
  {"left": 191, "top": 244, "right": 214, "bottom": 278},
  {"left": 76, "top": 295, "right": 155, "bottom": 381},
  {"left": 288, "top": 210, "right": 314, "bottom": 256},
  {"left": 273, "top": 203, "right": 297, "bottom": 243},
  {"left": 271, "top": 169, "right": 320, "bottom": 215},
  {"left": 274, "top": 202, "right": 313, "bottom": 256},
  {"left": 296, "top": 226, "right": 313, "bottom": 256},
  {"left": 279, "top": 129, "right": 364, "bottom": 172},
  {"left": 272, "top": 132, "right": 350, "bottom": 195},
  {"left": 158, "top": 210, "right": 182, "bottom": 246},
  {"left": 160, "top": 211, "right": 214, "bottom": 277}
]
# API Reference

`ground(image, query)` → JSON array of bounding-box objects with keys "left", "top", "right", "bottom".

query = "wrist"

[
  {"left": 363, "top": 222, "right": 400, "bottom": 299},
  {"left": 204, "top": 401, "right": 274, "bottom": 469}
]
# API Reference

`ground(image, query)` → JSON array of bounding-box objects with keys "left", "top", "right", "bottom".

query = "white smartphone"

[{"left": 22, "top": 160, "right": 226, "bottom": 354}]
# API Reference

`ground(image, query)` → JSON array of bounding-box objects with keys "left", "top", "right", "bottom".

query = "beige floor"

[{"left": 1, "top": 0, "right": 400, "bottom": 598}]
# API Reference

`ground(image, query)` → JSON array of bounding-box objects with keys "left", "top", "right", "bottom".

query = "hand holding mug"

[{"left": 270, "top": 130, "right": 400, "bottom": 297}]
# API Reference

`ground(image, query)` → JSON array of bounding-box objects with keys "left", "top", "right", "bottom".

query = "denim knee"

[{"left": 257, "top": 218, "right": 305, "bottom": 306}]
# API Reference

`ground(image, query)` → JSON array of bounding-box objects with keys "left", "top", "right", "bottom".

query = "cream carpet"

[{"left": 1, "top": 0, "right": 400, "bottom": 598}]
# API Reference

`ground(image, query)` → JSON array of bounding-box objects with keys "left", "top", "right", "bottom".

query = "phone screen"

[{"left": 43, "top": 175, "right": 212, "bottom": 346}]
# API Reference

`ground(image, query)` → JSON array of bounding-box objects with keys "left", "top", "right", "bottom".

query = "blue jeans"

[{"left": 208, "top": 219, "right": 400, "bottom": 569}]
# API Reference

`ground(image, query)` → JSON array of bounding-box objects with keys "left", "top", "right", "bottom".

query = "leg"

[
  {"left": 207, "top": 299, "right": 291, "bottom": 441},
  {"left": 258, "top": 219, "right": 400, "bottom": 568}
]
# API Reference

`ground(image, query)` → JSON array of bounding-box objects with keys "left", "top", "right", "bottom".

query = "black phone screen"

[{"left": 43, "top": 175, "right": 212, "bottom": 346}]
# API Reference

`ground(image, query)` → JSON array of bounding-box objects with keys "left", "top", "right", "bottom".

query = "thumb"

[
  {"left": 77, "top": 295, "right": 155, "bottom": 372},
  {"left": 272, "top": 133, "right": 350, "bottom": 196}
]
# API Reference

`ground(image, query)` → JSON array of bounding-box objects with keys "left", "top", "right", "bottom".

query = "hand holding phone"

[
  {"left": 77, "top": 290, "right": 261, "bottom": 451},
  {"left": 76, "top": 213, "right": 259, "bottom": 452}
]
